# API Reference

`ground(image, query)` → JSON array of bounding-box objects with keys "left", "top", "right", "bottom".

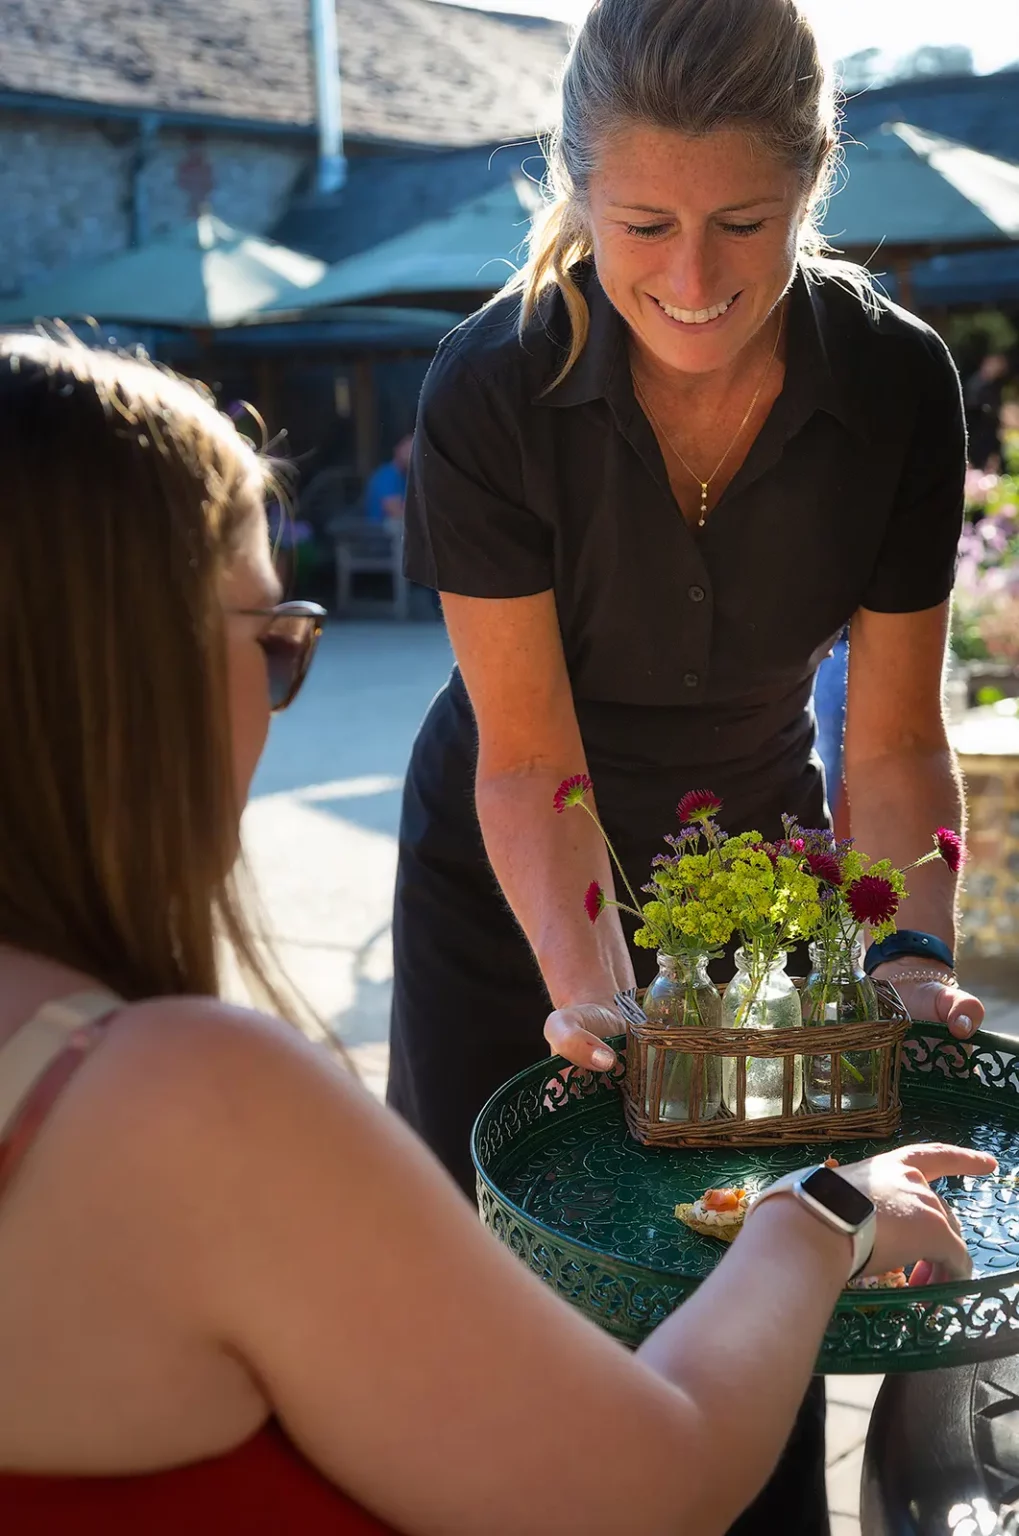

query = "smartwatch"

[
  {"left": 865, "top": 929, "right": 954, "bottom": 975},
  {"left": 749, "top": 1165, "right": 877, "bottom": 1280}
]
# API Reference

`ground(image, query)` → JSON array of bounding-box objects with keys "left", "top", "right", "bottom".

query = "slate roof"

[{"left": 0, "top": 0, "right": 570, "bottom": 144}]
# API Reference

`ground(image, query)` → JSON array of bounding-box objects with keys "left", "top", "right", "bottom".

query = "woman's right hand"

[
  {"left": 836, "top": 1143, "right": 997, "bottom": 1282},
  {"left": 544, "top": 1001, "right": 626, "bottom": 1071}
]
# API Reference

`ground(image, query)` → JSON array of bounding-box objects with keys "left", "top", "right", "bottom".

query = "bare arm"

[
  {"left": 108, "top": 1004, "right": 982, "bottom": 1536},
  {"left": 443, "top": 591, "right": 635, "bottom": 1065},
  {"left": 845, "top": 602, "right": 980, "bottom": 1034}
]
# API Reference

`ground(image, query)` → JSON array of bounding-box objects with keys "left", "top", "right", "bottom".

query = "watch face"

[{"left": 801, "top": 1166, "right": 875, "bottom": 1227}]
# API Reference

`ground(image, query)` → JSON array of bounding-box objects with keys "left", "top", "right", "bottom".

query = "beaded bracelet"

[{"left": 875, "top": 966, "right": 959, "bottom": 988}]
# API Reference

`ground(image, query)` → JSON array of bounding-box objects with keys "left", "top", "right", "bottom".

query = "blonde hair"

[
  {"left": 512, "top": 0, "right": 841, "bottom": 386},
  {"left": 0, "top": 334, "right": 310, "bottom": 1029}
]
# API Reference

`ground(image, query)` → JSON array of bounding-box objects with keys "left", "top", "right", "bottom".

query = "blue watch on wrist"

[{"left": 864, "top": 929, "right": 955, "bottom": 975}]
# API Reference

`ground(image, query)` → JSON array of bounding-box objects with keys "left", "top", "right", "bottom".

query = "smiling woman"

[{"left": 388, "top": 2, "right": 975, "bottom": 1532}]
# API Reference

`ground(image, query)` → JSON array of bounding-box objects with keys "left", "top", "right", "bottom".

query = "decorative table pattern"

[{"left": 474, "top": 1026, "right": 1019, "bottom": 1374}]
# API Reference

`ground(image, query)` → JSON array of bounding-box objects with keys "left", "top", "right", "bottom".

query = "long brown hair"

[
  {"left": 511, "top": 0, "right": 845, "bottom": 387},
  {"left": 0, "top": 333, "right": 300, "bottom": 1017}
]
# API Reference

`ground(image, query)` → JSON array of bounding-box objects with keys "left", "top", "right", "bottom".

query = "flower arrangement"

[
  {"left": 556, "top": 777, "right": 963, "bottom": 1012},
  {"left": 557, "top": 777, "right": 966, "bottom": 1141}
]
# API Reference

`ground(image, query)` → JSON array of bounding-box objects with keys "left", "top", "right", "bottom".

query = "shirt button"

[
  {"left": 688, "top": 585, "right": 706, "bottom": 603},
  {"left": 684, "top": 672, "right": 700, "bottom": 689}
]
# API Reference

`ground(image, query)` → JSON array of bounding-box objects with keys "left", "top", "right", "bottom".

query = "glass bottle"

[
  {"left": 641, "top": 952, "right": 722, "bottom": 1123},
  {"left": 802, "top": 931, "right": 880, "bottom": 1112},
  {"left": 721, "top": 947, "right": 803, "bottom": 1120}
]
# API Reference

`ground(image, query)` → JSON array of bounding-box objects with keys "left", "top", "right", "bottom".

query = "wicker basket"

[{"left": 623, "top": 978, "right": 911, "bottom": 1148}]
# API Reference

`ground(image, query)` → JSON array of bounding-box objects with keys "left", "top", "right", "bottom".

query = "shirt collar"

[
  {"left": 538, "top": 262, "right": 869, "bottom": 442},
  {"left": 789, "top": 265, "right": 870, "bottom": 441},
  {"left": 536, "top": 266, "right": 630, "bottom": 413}
]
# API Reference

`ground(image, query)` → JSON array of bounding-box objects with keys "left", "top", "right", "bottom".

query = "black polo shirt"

[{"left": 403, "top": 263, "right": 965, "bottom": 848}]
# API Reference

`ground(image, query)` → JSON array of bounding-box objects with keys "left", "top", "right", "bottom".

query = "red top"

[
  {"left": 0, "top": 994, "right": 403, "bottom": 1534},
  {"left": 0, "top": 1421, "right": 401, "bottom": 1534}
]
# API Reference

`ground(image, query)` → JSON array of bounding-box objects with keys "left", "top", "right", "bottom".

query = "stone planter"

[{"left": 951, "top": 708, "right": 1019, "bottom": 958}]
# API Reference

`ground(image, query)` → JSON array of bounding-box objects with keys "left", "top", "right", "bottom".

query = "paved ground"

[
  {"left": 243, "top": 620, "right": 453, "bottom": 1097},
  {"left": 241, "top": 620, "right": 1019, "bottom": 1535}
]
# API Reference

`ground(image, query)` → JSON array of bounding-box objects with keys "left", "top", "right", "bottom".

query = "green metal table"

[{"left": 473, "top": 1025, "right": 1019, "bottom": 1374}]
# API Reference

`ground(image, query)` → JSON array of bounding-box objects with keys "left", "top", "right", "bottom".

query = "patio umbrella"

[
  {"left": 259, "top": 173, "right": 541, "bottom": 312},
  {"left": 210, "top": 306, "right": 465, "bottom": 352},
  {"left": 0, "top": 213, "right": 329, "bottom": 328},
  {"left": 824, "top": 122, "right": 1019, "bottom": 306}
]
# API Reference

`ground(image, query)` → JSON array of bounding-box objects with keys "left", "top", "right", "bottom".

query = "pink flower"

[
  {"left": 806, "top": 851, "right": 843, "bottom": 886},
  {"left": 847, "top": 876, "right": 900, "bottom": 928},
  {"left": 780, "top": 837, "right": 806, "bottom": 856},
  {"left": 676, "top": 789, "right": 722, "bottom": 824},
  {"left": 935, "top": 827, "right": 965, "bottom": 875},
  {"left": 584, "top": 880, "right": 606, "bottom": 924},
  {"left": 554, "top": 774, "right": 593, "bottom": 814}
]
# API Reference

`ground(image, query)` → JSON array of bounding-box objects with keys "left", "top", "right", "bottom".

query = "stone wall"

[{"left": 0, "top": 109, "right": 311, "bottom": 295}]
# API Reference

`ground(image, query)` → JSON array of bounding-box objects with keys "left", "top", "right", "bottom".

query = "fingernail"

[
  {"left": 958, "top": 1015, "right": 974, "bottom": 1036},
  {"left": 592, "top": 1048, "right": 615, "bottom": 1071}
]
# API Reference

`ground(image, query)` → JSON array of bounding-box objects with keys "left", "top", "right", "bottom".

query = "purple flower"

[{"left": 665, "top": 828, "right": 701, "bottom": 849}]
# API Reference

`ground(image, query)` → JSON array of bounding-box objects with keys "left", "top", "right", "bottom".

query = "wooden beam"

[{"left": 892, "top": 257, "right": 915, "bottom": 313}]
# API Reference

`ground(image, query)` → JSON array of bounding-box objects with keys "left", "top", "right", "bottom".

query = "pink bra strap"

[{"left": 0, "top": 1000, "right": 120, "bottom": 1200}]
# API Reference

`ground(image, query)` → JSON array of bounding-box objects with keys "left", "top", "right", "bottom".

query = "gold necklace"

[{"left": 632, "top": 312, "right": 785, "bottom": 528}]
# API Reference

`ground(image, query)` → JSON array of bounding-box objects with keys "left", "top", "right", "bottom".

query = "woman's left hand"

[{"left": 876, "top": 969, "right": 984, "bottom": 1040}]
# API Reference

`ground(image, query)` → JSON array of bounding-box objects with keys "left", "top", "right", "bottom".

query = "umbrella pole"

[{"left": 354, "top": 356, "right": 377, "bottom": 480}]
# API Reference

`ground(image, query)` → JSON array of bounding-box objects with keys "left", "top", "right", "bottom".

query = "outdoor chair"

[
  {"left": 300, "top": 468, "right": 410, "bottom": 620},
  {"left": 329, "top": 512, "right": 410, "bottom": 620}
]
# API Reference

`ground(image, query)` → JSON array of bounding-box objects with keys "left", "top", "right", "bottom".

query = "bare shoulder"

[
  {"left": 93, "top": 993, "right": 349, "bottom": 1094},
  {"left": 89, "top": 990, "right": 370, "bottom": 1121},
  {"left": 20, "top": 995, "right": 384, "bottom": 1221}
]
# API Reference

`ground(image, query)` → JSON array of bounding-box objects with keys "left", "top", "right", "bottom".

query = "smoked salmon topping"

[{"left": 702, "top": 1187, "right": 746, "bottom": 1212}]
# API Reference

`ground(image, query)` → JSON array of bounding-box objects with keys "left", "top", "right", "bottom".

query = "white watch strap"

[
  {"left": 750, "top": 1166, "right": 876, "bottom": 1281},
  {"left": 847, "top": 1214, "right": 877, "bottom": 1279}
]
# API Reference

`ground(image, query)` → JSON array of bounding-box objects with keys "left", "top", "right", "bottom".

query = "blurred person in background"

[
  {"left": 964, "top": 352, "right": 1009, "bottom": 472},
  {"left": 365, "top": 432, "right": 414, "bottom": 523}
]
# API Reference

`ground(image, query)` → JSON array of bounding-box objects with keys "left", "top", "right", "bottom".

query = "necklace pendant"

[{"left": 699, "top": 482, "right": 709, "bottom": 527}]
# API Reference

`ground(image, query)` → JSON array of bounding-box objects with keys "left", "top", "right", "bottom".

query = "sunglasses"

[{"left": 232, "top": 601, "right": 326, "bottom": 713}]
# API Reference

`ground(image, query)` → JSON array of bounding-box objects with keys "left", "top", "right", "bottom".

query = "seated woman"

[{"left": 0, "top": 335, "right": 990, "bottom": 1536}]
